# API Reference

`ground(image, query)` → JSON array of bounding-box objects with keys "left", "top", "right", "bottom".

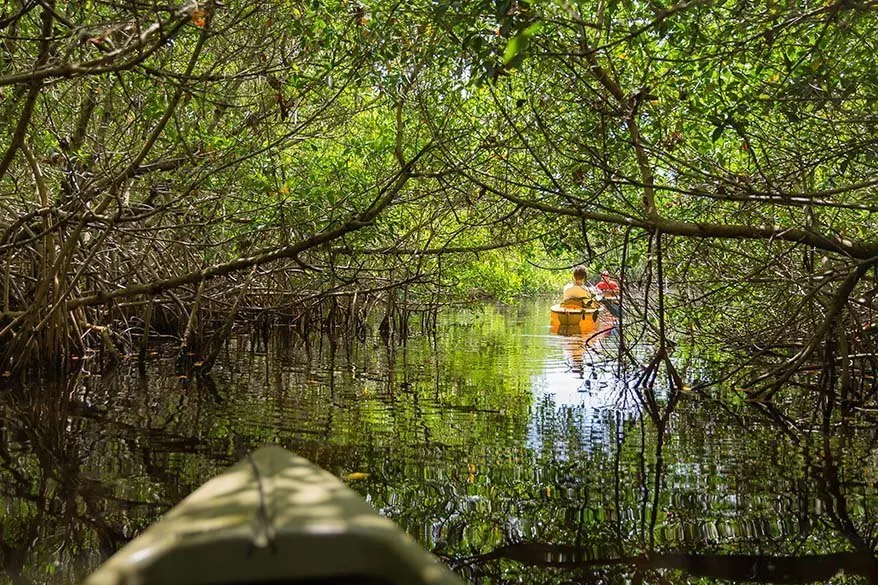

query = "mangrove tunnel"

[{"left": 0, "top": 0, "right": 876, "bottom": 583}]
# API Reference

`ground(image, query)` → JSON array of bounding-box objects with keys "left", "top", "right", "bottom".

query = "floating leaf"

[{"left": 343, "top": 472, "right": 369, "bottom": 481}]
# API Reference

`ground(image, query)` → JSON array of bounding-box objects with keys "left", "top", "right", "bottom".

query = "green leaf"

[
  {"left": 522, "top": 21, "right": 542, "bottom": 37},
  {"left": 502, "top": 22, "right": 542, "bottom": 66},
  {"left": 503, "top": 35, "right": 527, "bottom": 65}
]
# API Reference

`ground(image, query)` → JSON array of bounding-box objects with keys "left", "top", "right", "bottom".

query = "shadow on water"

[{"left": 0, "top": 298, "right": 876, "bottom": 584}]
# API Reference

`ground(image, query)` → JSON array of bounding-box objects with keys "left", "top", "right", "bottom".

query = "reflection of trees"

[
  {"left": 0, "top": 383, "right": 138, "bottom": 584},
  {"left": 0, "top": 310, "right": 540, "bottom": 582},
  {"left": 444, "top": 375, "right": 877, "bottom": 584},
  {"left": 0, "top": 372, "right": 233, "bottom": 585},
  {"left": 2, "top": 309, "right": 876, "bottom": 585},
  {"left": 461, "top": 542, "right": 877, "bottom": 584},
  {"left": 811, "top": 395, "right": 878, "bottom": 582}
]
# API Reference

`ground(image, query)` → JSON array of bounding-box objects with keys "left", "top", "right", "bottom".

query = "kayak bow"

[{"left": 85, "top": 446, "right": 463, "bottom": 585}]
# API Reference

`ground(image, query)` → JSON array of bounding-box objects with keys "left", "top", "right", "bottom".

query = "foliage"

[
  {"left": 0, "top": 0, "right": 877, "bottom": 396},
  {"left": 446, "top": 245, "right": 567, "bottom": 301}
]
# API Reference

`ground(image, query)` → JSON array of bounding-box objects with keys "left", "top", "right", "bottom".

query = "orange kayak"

[{"left": 550, "top": 304, "right": 600, "bottom": 334}]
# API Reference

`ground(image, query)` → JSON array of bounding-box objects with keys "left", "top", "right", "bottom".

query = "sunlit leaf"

[{"left": 502, "top": 21, "right": 542, "bottom": 66}]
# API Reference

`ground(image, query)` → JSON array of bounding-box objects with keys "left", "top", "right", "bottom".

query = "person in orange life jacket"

[
  {"left": 562, "top": 265, "right": 596, "bottom": 308},
  {"left": 596, "top": 270, "right": 620, "bottom": 297}
]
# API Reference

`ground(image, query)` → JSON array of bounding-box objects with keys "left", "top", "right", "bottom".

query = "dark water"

[{"left": 1, "top": 299, "right": 876, "bottom": 584}]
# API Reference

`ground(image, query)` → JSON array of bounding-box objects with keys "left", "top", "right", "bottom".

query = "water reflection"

[
  {"left": 0, "top": 299, "right": 876, "bottom": 585},
  {"left": 535, "top": 313, "right": 625, "bottom": 404}
]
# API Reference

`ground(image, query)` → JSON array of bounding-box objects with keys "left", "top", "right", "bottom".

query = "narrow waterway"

[{"left": 1, "top": 298, "right": 876, "bottom": 584}]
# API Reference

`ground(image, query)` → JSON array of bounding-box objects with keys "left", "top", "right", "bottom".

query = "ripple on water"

[{"left": 4, "top": 299, "right": 876, "bottom": 585}]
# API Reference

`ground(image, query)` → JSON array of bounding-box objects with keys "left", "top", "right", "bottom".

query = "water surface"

[{"left": 1, "top": 298, "right": 875, "bottom": 584}]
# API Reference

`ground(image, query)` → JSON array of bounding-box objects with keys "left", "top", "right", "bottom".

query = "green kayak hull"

[{"left": 85, "top": 446, "right": 463, "bottom": 585}]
